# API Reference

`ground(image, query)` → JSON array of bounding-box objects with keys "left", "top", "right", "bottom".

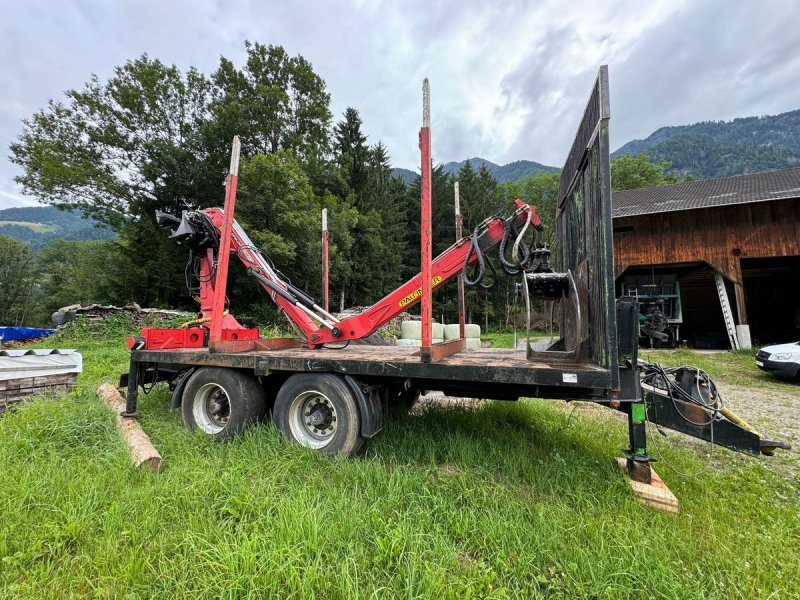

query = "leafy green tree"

[
  {"left": 208, "top": 42, "right": 332, "bottom": 163},
  {"left": 10, "top": 44, "right": 335, "bottom": 312},
  {"left": 235, "top": 152, "right": 325, "bottom": 296},
  {"left": 611, "top": 152, "right": 689, "bottom": 191},
  {"left": 498, "top": 171, "right": 560, "bottom": 251},
  {"left": 9, "top": 55, "right": 219, "bottom": 309},
  {"left": 10, "top": 56, "right": 214, "bottom": 227},
  {"left": 0, "top": 236, "right": 37, "bottom": 325},
  {"left": 35, "top": 240, "right": 120, "bottom": 316}
]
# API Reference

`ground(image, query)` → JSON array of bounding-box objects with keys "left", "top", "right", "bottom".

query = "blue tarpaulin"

[{"left": 0, "top": 327, "right": 56, "bottom": 342}]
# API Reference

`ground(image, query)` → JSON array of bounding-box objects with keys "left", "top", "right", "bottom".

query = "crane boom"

[{"left": 146, "top": 200, "right": 541, "bottom": 350}]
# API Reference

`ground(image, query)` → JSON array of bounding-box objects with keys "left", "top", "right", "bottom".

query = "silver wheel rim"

[
  {"left": 288, "top": 390, "right": 337, "bottom": 449},
  {"left": 192, "top": 382, "right": 231, "bottom": 434}
]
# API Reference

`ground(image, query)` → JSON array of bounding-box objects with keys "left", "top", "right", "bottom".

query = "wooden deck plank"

[
  {"left": 134, "top": 344, "right": 613, "bottom": 395},
  {"left": 245, "top": 346, "right": 606, "bottom": 372}
]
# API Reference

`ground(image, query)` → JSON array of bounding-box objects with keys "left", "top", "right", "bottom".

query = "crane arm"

[{"left": 160, "top": 200, "right": 541, "bottom": 348}]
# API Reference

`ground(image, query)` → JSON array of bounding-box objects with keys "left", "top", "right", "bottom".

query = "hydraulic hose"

[
  {"left": 498, "top": 209, "right": 536, "bottom": 275},
  {"left": 512, "top": 209, "right": 532, "bottom": 268},
  {"left": 462, "top": 226, "right": 497, "bottom": 289},
  {"left": 498, "top": 220, "right": 526, "bottom": 275}
]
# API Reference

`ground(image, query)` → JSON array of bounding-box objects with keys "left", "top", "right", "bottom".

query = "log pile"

[{"left": 52, "top": 303, "right": 193, "bottom": 328}]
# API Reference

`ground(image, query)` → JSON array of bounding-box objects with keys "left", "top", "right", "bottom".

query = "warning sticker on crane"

[{"left": 399, "top": 275, "right": 443, "bottom": 308}]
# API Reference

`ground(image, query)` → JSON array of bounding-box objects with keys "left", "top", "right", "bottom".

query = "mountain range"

[
  {"left": 392, "top": 107, "right": 800, "bottom": 184},
  {"left": 392, "top": 158, "right": 558, "bottom": 184},
  {"left": 613, "top": 108, "right": 800, "bottom": 179},
  {"left": 0, "top": 206, "right": 114, "bottom": 248},
  {"left": 4, "top": 108, "right": 799, "bottom": 248}
]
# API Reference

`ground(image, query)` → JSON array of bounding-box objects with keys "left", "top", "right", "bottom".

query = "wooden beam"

[
  {"left": 420, "top": 338, "right": 467, "bottom": 364},
  {"left": 209, "top": 338, "right": 302, "bottom": 353},
  {"left": 616, "top": 457, "right": 678, "bottom": 513},
  {"left": 731, "top": 255, "right": 748, "bottom": 325}
]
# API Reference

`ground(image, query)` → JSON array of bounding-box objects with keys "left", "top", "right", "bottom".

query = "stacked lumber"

[
  {"left": 0, "top": 349, "right": 82, "bottom": 412},
  {"left": 0, "top": 373, "right": 77, "bottom": 410}
]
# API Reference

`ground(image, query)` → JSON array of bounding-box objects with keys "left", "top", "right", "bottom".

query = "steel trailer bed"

[{"left": 131, "top": 345, "right": 615, "bottom": 401}]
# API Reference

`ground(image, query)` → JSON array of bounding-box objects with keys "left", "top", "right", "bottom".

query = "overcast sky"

[{"left": 1, "top": 0, "right": 799, "bottom": 209}]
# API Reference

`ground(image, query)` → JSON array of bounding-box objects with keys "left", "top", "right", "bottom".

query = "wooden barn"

[{"left": 612, "top": 167, "right": 800, "bottom": 349}]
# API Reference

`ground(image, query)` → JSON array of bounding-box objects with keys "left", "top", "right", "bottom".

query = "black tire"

[
  {"left": 181, "top": 367, "right": 266, "bottom": 439},
  {"left": 274, "top": 373, "right": 364, "bottom": 456}
]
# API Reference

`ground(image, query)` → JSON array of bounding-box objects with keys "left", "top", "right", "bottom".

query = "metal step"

[{"left": 714, "top": 273, "right": 739, "bottom": 350}]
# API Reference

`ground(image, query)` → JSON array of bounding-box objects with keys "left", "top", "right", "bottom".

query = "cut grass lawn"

[{"left": 1, "top": 319, "right": 798, "bottom": 598}]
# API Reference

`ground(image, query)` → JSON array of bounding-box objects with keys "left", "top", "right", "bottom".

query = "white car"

[{"left": 755, "top": 342, "right": 800, "bottom": 381}]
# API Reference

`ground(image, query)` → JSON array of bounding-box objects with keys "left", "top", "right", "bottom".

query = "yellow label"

[{"left": 399, "top": 275, "right": 443, "bottom": 307}]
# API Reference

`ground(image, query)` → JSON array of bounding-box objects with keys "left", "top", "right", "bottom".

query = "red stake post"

[
  {"left": 322, "top": 208, "right": 329, "bottom": 313},
  {"left": 209, "top": 136, "right": 241, "bottom": 345},
  {"left": 420, "top": 79, "right": 433, "bottom": 349}
]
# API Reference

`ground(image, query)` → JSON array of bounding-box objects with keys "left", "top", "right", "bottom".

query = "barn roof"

[{"left": 612, "top": 166, "right": 800, "bottom": 218}]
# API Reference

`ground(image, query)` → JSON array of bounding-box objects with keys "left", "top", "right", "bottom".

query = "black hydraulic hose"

[
  {"left": 462, "top": 226, "right": 496, "bottom": 289},
  {"left": 498, "top": 219, "right": 532, "bottom": 275}
]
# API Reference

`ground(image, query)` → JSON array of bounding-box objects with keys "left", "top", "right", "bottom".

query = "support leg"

[
  {"left": 123, "top": 356, "right": 139, "bottom": 418},
  {"left": 626, "top": 401, "right": 652, "bottom": 484}
]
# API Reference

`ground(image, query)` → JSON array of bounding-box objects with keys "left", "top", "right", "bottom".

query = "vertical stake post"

[
  {"left": 420, "top": 79, "right": 433, "bottom": 349},
  {"left": 454, "top": 181, "right": 466, "bottom": 339},
  {"left": 209, "top": 136, "right": 241, "bottom": 345},
  {"left": 322, "top": 208, "right": 329, "bottom": 313}
]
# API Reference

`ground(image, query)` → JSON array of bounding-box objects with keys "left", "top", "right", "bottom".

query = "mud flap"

[{"left": 344, "top": 375, "right": 384, "bottom": 438}]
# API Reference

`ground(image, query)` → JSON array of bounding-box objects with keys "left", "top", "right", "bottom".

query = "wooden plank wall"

[{"left": 613, "top": 197, "right": 800, "bottom": 284}]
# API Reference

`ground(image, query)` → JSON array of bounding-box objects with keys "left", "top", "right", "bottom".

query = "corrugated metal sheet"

[
  {"left": 0, "top": 349, "right": 82, "bottom": 381},
  {"left": 613, "top": 167, "right": 800, "bottom": 218}
]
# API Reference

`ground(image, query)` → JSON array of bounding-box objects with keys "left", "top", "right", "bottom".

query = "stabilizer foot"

[{"left": 616, "top": 457, "right": 679, "bottom": 513}]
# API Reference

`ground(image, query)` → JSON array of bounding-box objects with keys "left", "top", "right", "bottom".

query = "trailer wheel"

[
  {"left": 182, "top": 368, "right": 266, "bottom": 439},
  {"left": 274, "top": 373, "right": 364, "bottom": 456}
]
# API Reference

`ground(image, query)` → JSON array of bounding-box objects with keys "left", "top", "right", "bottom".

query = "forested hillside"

[
  {"left": 613, "top": 109, "right": 800, "bottom": 179},
  {"left": 0, "top": 206, "right": 114, "bottom": 248},
  {"left": 442, "top": 158, "right": 558, "bottom": 182}
]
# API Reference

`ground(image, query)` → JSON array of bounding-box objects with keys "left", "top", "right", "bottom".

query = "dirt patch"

[
  {"left": 713, "top": 382, "right": 800, "bottom": 482},
  {"left": 716, "top": 383, "right": 800, "bottom": 450},
  {"left": 412, "top": 391, "right": 480, "bottom": 414}
]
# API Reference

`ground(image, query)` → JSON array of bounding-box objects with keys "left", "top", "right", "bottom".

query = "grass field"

[
  {"left": 1, "top": 319, "right": 798, "bottom": 598},
  {"left": 0, "top": 220, "right": 59, "bottom": 233}
]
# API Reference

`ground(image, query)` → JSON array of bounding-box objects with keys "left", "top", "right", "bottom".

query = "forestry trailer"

[{"left": 121, "top": 67, "right": 788, "bottom": 487}]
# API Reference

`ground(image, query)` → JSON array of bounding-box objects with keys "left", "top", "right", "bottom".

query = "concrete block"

[{"left": 736, "top": 325, "right": 751, "bottom": 349}]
